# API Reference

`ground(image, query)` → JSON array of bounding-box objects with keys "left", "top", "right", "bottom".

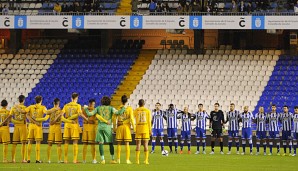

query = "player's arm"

[
  {"left": 35, "top": 114, "right": 49, "bottom": 122},
  {"left": 130, "top": 109, "right": 136, "bottom": 132},
  {"left": 221, "top": 111, "right": 225, "bottom": 126},
  {"left": 163, "top": 110, "right": 167, "bottom": 121},
  {"left": 95, "top": 114, "right": 110, "bottom": 124},
  {"left": 209, "top": 113, "right": 213, "bottom": 128},
  {"left": 112, "top": 114, "right": 117, "bottom": 132},
  {"left": 253, "top": 113, "right": 258, "bottom": 123},
  {"left": 190, "top": 113, "right": 196, "bottom": 121},
  {"left": 50, "top": 113, "right": 62, "bottom": 125},
  {"left": 0, "top": 112, "right": 11, "bottom": 127},
  {"left": 13, "top": 105, "right": 27, "bottom": 114},
  {"left": 26, "top": 112, "right": 40, "bottom": 125},
  {"left": 84, "top": 106, "right": 98, "bottom": 116},
  {"left": 225, "top": 112, "right": 229, "bottom": 124},
  {"left": 79, "top": 109, "right": 89, "bottom": 122},
  {"left": 45, "top": 107, "right": 60, "bottom": 115},
  {"left": 112, "top": 106, "right": 126, "bottom": 115},
  {"left": 148, "top": 110, "right": 152, "bottom": 134}
]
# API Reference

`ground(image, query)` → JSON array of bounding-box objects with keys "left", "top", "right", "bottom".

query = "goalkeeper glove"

[
  {"left": 222, "top": 128, "right": 227, "bottom": 133},
  {"left": 209, "top": 128, "right": 213, "bottom": 133}
]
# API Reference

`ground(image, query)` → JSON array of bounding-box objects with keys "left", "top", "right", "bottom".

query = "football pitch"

[{"left": 0, "top": 144, "right": 297, "bottom": 171}]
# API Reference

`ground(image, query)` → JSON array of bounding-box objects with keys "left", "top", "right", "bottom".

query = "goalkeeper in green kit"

[{"left": 84, "top": 96, "right": 125, "bottom": 164}]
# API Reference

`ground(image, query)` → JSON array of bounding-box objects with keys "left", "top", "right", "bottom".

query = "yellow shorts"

[
  {"left": 48, "top": 124, "right": 62, "bottom": 144},
  {"left": 13, "top": 124, "right": 27, "bottom": 144},
  {"left": 27, "top": 123, "right": 43, "bottom": 141},
  {"left": 82, "top": 124, "right": 96, "bottom": 143},
  {"left": 63, "top": 123, "right": 81, "bottom": 140},
  {"left": 116, "top": 124, "right": 132, "bottom": 142},
  {"left": 0, "top": 126, "right": 10, "bottom": 144},
  {"left": 135, "top": 132, "right": 150, "bottom": 140}
]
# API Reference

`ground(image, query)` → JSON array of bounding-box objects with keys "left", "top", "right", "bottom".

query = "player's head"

[
  {"left": 295, "top": 106, "right": 298, "bottom": 114},
  {"left": 18, "top": 95, "right": 25, "bottom": 103},
  {"left": 89, "top": 99, "right": 96, "bottom": 108},
  {"left": 101, "top": 96, "right": 111, "bottom": 106},
  {"left": 155, "top": 102, "right": 161, "bottom": 110},
  {"left": 53, "top": 98, "right": 60, "bottom": 106},
  {"left": 169, "top": 104, "right": 174, "bottom": 110},
  {"left": 198, "top": 103, "right": 203, "bottom": 111},
  {"left": 121, "top": 95, "right": 128, "bottom": 105},
  {"left": 244, "top": 106, "right": 249, "bottom": 112},
  {"left": 138, "top": 99, "right": 145, "bottom": 107},
  {"left": 184, "top": 106, "right": 188, "bottom": 113},
  {"left": 271, "top": 104, "right": 276, "bottom": 112},
  {"left": 259, "top": 106, "right": 264, "bottom": 113},
  {"left": 214, "top": 103, "right": 220, "bottom": 111},
  {"left": 230, "top": 103, "right": 235, "bottom": 111},
  {"left": 35, "top": 95, "right": 42, "bottom": 104},
  {"left": 283, "top": 105, "right": 289, "bottom": 113},
  {"left": 72, "top": 92, "right": 79, "bottom": 102},
  {"left": 1, "top": 99, "right": 8, "bottom": 108}
]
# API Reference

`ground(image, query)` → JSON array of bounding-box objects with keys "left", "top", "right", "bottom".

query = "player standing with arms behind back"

[
  {"left": 225, "top": 103, "right": 240, "bottom": 155},
  {"left": 0, "top": 100, "right": 10, "bottom": 163},
  {"left": 292, "top": 106, "right": 298, "bottom": 156},
  {"left": 254, "top": 106, "right": 268, "bottom": 155},
  {"left": 194, "top": 104, "right": 209, "bottom": 155},
  {"left": 209, "top": 103, "right": 225, "bottom": 154},
  {"left": 280, "top": 105, "right": 293, "bottom": 156},
  {"left": 134, "top": 99, "right": 151, "bottom": 165},
  {"left": 239, "top": 106, "right": 254, "bottom": 155},
  {"left": 151, "top": 102, "right": 165, "bottom": 154},
  {"left": 179, "top": 106, "right": 193, "bottom": 154},
  {"left": 267, "top": 105, "right": 280, "bottom": 156}
]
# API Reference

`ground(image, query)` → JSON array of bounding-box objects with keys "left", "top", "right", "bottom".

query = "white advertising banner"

[
  {"left": 142, "top": 16, "right": 189, "bottom": 29},
  {"left": 202, "top": 16, "right": 252, "bottom": 29},
  {"left": 80, "top": 16, "right": 130, "bottom": 29},
  {"left": 265, "top": 16, "right": 298, "bottom": 29},
  {"left": 0, "top": 16, "right": 14, "bottom": 29},
  {"left": 26, "top": 16, "right": 72, "bottom": 29}
]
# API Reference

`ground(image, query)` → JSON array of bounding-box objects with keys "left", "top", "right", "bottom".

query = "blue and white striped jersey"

[
  {"left": 267, "top": 112, "right": 280, "bottom": 132},
  {"left": 181, "top": 114, "right": 192, "bottom": 131},
  {"left": 152, "top": 110, "right": 164, "bottom": 129},
  {"left": 240, "top": 112, "right": 254, "bottom": 128},
  {"left": 293, "top": 113, "right": 298, "bottom": 133},
  {"left": 255, "top": 113, "right": 267, "bottom": 131},
  {"left": 280, "top": 112, "right": 293, "bottom": 131},
  {"left": 164, "top": 109, "right": 180, "bottom": 129},
  {"left": 226, "top": 110, "right": 240, "bottom": 131},
  {"left": 194, "top": 111, "right": 209, "bottom": 130}
]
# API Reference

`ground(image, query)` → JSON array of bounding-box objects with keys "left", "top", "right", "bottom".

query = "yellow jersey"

[
  {"left": 0, "top": 108, "right": 10, "bottom": 126},
  {"left": 25, "top": 104, "right": 47, "bottom": 123},
  {"left": 82, "top": 107, "right": 97, "bottom": 125},
  {"left": 62, "top": 102, "right": 82, "bottom": 124},
  {"left": 49, "top": 107, "right": 62, "bottom": 125},
  {"left": 9, "top": 104, "right": 27, "bottom": 125},
  {"left": 114, "top": 105, "right": 135, "bottom": 127},
  {"left": 134, "top": 107, "right": 151, "bottom": 134}
]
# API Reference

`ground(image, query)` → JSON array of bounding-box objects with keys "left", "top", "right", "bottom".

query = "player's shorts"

[
  {"left": 181, "top": 130, "right": 191, "bottom": 140},
  {"left": 27, "top": 123, "right": 43, "bottom": 141},
  {"left": 116, "top": 124, "right": 132, "bottom": 142},
  {"left": 0, "top": 126, "right": 10, "bottom": 144},
  {"left": 152, "top": 128, "right": 164, "bottom": 137},
  {"left": 282, "top": 131, "right": 292, "bottom": 141},
  {"left": 96, "top": 126, "right": 113, "bottom": 143},
  {"left": 13, "top": 124, "right": 27, "bottom": 144},
  {"left": 167, "top": 128, "right": 177, "bottom": 138},
  {"left": 256, "top": 131, "right": 267, "bottom": 140},
  {"left": 241, "top": 128, "right": 252, "bottom": 139},
  {"left": 228, "top": 130, "right": 239, "bottom": 138},
  {"left": 195, "top": 127, "right": 206, "bottom": 138},
  {"left": 135, "top": 132, "right": 150, "bottom": 141},
  {"left": 269, "top": 131, "right": 280, "bottom": 139},
  {"left": 211, "top": 129, "right": 222, "bottom": 138},
  {"left": 48, "top": 124, "right": 62, "bottom": 144},
  {"left": 82, "top": 124, "right": 96, "bottom": 143},
  {"left": 292, "top": 132, "right": 298, "bottom": 140},
  {"left": 63, "top": 123, "right": 81, "bottom": 140}
]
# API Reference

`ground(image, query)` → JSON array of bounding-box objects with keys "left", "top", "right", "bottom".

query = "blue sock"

[
  {"left": 242, "top": 141, "right": 246, "bottom": 153},
  {"left": 168, "top": 139, "right": 173, "bottom": 151},
  {"left": 256, "top": 143, "right": 260, "bottom": 152},
  {"left": 263, "top": 143, "right": 267, "bottom": 153},
  {"left": 180, "top": 141, "right": 184, "bottom": 151},
  {"left": 152, "top": 140, "right": 156, "bottom": 151},
  {"left": 228, "top": 141, "right": 232, "bottom": 151},
  {"left": 196, "top": 141, "right": 200, "bottom": 152},
  {"left": 236, "top": 141, "right": 240, "bottom": 151},
  {"left": 202, "top": 140, "right": 206, "bottom": 151},
  {"left": 283, "top": 144, "right": 287, "bottom": 154},
  {"left": 161, "top": 140, "right": 164, "bottom": 151},
  {"left": 249, "top": 143, "right": 253, "bottom": 153},
  {"left": 187, "top": 141, "right": 191, "bottom": 151}
]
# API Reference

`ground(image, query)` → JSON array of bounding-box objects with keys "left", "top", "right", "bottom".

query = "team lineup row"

[{"left": 0, "top": 93, "right": 298, "bottom": 165}]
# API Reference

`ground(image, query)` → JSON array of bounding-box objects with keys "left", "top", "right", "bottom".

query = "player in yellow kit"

[
  {"left": 134, "top": 99, "right": 151, "bottom": 165},
  {"left": 0, "top": 100, "right": 10, "bottom": 163},
  {"left": 82, "top": 99, "right": 97, "bottom": 164},
  {"left": 113, "top": 95, "right": 135, "bottom": 164}
]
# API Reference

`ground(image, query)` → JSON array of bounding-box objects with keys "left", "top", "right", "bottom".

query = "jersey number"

[{"left": 139, "top": 112, "right": 147, "bottom": 123}]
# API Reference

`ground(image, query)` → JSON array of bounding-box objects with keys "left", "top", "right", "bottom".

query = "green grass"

[{"left": 0, "top": 144, "right": 297, "bottom": 171}]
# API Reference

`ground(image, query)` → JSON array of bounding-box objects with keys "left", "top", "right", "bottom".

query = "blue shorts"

[
  {"left": 242, "top": 128, "right": 252, "bottom": 139},
  {"left": 167, "top": 128, "right": 177, "bottom": 138},
  {"left": 195, "top": 127, "right": 206, "bottom": 138},
  {"left": 256, "top": 131, "right": 267, "bottom": 140},
  {"left": 228, "top": 130, "right": 239, "bottom": 138},
  {"left": 269, "top": 131, "right": 280, "bottom": 139},
  {"left": 152, "top": 128, "right": 164, "bottom": 137},
  {"left": 282, "top": 131, "right": 291, "bottom": 140},
  {"left": 293, "top": 132, "right": 298, "bottom": 140},
  {"left": 181, "top": 131, "right": 191, "bottom": 140}
]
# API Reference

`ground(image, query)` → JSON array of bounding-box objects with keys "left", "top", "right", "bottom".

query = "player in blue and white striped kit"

[
  {"left": 164, "top": 104, "right": 181, "bottom": 153},
  {"left": 267, "top": 105, "right": 281, "bottom": 155},
  {"left": 225, "top": 103, "right": 240, "bottom": 155},
  {"left": 239, "top": 106, "right": 254, "bottom": 155},
  {"left": 292, "top": 106, "right": 298, "bottom": 156},
  {"left": 179, "top": 107, "right": 194, "bottom": 154},
  {"left": 254, "top": 106, "right": 267, "bottom": 155},
  {"left": 280, "top": 105, "right": 293, "bottom": 156},
  {"left": 151, "top": 102, "right": 165, "bottom": 154},
  {"left": 194, "top": 104, "right": 209, "bottom": 155}
]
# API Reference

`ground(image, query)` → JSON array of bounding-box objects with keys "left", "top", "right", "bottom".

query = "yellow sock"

[
  {"left": 3, "top": 144, "right": 8, "bottom": 161},
  {"left": 73, "top": 144, "right": 78, "bottom": 162},
  {"left": 27, "top": 143, "right": 32, "bottom": 160},
  {"left": 117, "top": 144, "right": 121, "bottom": 160},
  {"left": 21, "top": 144, "right": 26, "bottom": 161},
  {"left": 57, "top": 146, "right": 62, "bottom": 161},
  {"left": 64, "top": 143, "right": 69, "bottom": 162},
  {"left": 12, "top": 144, "right": 17, "bottom": 161},
  {"left": 144, "top": 151, "right": 149, "bottom": 162},
  {"left": 83, "top": 144, "right": 87, "bottom": 161},
  {"left": 36, "top": 143, "right": 41, "bottom": 161},
  {"left": 91, "top": 144, "right": 96, "bottom": 160},
  {"left": 126, "top": 144, "right": 130, "bottom": 161},
  {"left": 47, "top": 146, "right": 52, "bottom": 161},
  {"left": 136, "top": 151, "right": 140, "bottom": 164}
]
